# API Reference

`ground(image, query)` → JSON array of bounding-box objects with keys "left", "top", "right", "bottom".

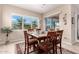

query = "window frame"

[{"left": 11, "top": 13, "right": 40, "bottom": 31}]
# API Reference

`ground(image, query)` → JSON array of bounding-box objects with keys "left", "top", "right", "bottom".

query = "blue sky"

[
  {"left": 24, "top": 16, "right": 32, "bottom": 24},
  {"left": 12, "top": 15, "right": 20, "bottom": 21}
]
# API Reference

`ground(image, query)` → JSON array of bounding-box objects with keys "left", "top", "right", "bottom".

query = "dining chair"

[
  {"left": 27, "top": 29, "right": 34, "bottom": 39},
  {"left": 55, "top": 30, "right": 63, "bottom": 54},
  {"left": 37, "top": 31, "right": 57, "bottom": 54},
  {"left": 16, "top": 44, "right": 23, "bottom": 54},
  {"left": 47, "top": 31, "right": 58, "bottom": 54},
  {"left": 27, "top": 29, "right": 34, "bottom": 32},
  {"left": 24, "top": 31, "right": 38, "bottom": 54}
]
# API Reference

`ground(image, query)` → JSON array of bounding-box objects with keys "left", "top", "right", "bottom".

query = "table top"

[{"left": 28, "top": 32, "right": 47, "bottom": 38}]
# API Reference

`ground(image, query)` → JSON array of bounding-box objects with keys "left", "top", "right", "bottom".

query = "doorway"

[{"left": 45, "top": 14, "right": 59, "bottom": 31}]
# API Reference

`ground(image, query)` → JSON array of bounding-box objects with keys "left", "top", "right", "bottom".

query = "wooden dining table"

[
  {"left": 27, "top": 32, "right": 56, "bottom": 53},
  {"left": 26, "top": 32, "right": 48, "bottom": 53},
  {"left": 27, "top": 30, "right": 63, "bottom": 54},
  {"left": 27, "top": 32, "right": 48, "bottom": 43}
]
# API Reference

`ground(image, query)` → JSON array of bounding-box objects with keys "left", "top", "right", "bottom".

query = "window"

[
  {"left": 12, "top": 15, "right": 23, "bottom": 29},
  {"left": 12, "top": 15, "right": 39, "bottom": 30},
  {"left": 45, "top": 17, "right": 59, "bottom": 31},
  {"left": 24, "top": 16, "right": 39, "bottom": 29}
]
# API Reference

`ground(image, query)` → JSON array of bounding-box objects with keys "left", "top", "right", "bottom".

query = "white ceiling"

[{"left": 11, "top": 4, "right": 62, "bottom": 14}]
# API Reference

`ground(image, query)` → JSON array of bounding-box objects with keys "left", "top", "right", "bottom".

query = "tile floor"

[{"left": 0, "top": 41, "right": 79, "bottom": 54}]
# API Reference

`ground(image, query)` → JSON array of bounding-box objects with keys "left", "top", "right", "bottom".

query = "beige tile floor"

[
  {"left": 0, "top": 41, "right": 79, "bottom": 54},
  {"left": 62, "top": 43, "right": 79, "bottom": 54}
]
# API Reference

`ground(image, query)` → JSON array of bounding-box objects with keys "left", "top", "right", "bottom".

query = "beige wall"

[
  {"left": 2, "top": 5, "right": 42, "bottom": 27},
  {"left": 43, "top": 4, "right": 72, "bottom": 45},
  {"left": 71, "top": 5, "right": 79, "bottom": 44},
  {"left": 0, "top": 5, "right": 3, "bottom": 29},
  {"left": 0, "top": 5, "right": 42, "bottom": 44}
]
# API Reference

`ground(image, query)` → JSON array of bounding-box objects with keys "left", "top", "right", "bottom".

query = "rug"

[{"left": 16, "top": 43, "right": 76, "bottom": 54}]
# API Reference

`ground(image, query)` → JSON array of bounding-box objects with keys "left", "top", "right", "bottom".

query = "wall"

[
  {"left": 0, "top": 5, "right": 3, "bottom": 29},
  {"left": 2, "top": 5, "right": 42, "bottom": 27},
  {"left": 43, "top": 4, "right": 72, "bottom": 45},
  {"left": 71, "top": 5, "right": 79, "bottom": 44},
  {"left": 0, "top": 5, "right": 42, "bottom": 44},
  {"left": 0, "top": 5, "right": 4, "bottom": 44}
]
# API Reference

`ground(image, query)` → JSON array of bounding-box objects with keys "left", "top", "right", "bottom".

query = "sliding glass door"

[{"left": 45, "top": 17, "right": 59, "bottom": 31}]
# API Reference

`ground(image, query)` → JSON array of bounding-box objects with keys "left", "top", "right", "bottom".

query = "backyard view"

[
  {"left": 12, "top": 15, "right": 22, "bottom": 29},
  {"left": 12, "top": 15, "right": 39, "bottom": 29},
  {"left": 45, "top": 17, "right": 59, "bottom": 31}
]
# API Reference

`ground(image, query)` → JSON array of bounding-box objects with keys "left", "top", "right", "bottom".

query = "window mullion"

[{"left": 22, "top": 17, "right": 24, "bottom": 30}]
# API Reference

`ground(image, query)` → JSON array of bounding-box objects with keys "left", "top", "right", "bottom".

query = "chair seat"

[
  {"left": 37, "top": 42, "right": 53, "bottom": 52},
  {"left": 29, "top": 39, "right": 38, "bottom": 45}
]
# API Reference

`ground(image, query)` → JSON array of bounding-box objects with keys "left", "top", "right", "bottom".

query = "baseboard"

[
  {"left": 62, "top": 41, "right": 72, "bottom": 45},
  {"left": 0, "top": 39, "right": 24, "bottom": 46}
]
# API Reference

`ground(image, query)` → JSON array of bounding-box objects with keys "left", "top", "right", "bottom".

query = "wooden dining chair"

[
  {"left": 27, "top": 29, "right": 34, "bottom": 39},
  {"left": 37, "top": 31, "right": 57, "bottom": 54},
  {"left": 27, "top": 29, "right": 34, "bottom": 32},
  {"left": 55, "top": 30, "right": 63, "bottom": 54},
  {"left": 47, "top": 31, "right": 58, "bottom": 54},
  {"left": 24, "top": 31, "right": 38, "bottom": 54},
  {"left": 16, "top": 44, "right": 23, "bottom": 54}
]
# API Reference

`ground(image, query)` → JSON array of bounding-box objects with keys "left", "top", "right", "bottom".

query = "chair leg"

[
  {"left": 60, "top": 43, "right": 62, "bottom": 54},
  {"left": 33, "top": 44, "right": 36, "bottom": 51},
  {"left": 27, "top": 45, "right": 29, "bottom": 54},
  {"left": 54, "top": 46, "right": 57, "bottom": 54},
  {"left": 24, "top": 47, "right": 26, "bottom": 54},
  {"left": 56, "top": 45, "right": 57, "bottom": 54},
  {"left": 53, "top": 43, "right": 54, "bottom": 54},
  {"left": 24, "top": 43, "right": 26, "bottom": 54}
]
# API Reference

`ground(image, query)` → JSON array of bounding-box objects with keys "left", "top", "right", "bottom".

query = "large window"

[
  {"left": 24, "top": 16, "right": 39, "bottom": 29},
  {"left": 12, "top": 15, "right": 23, "bottom": 29},
  {"left": 45, "top": 17, "right": 59, "bottom": 31},
  {"left": 12, "top": 15, "right": 39, "bottom": 30}
]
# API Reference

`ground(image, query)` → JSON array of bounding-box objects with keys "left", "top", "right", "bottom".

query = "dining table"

[
  {"left": 27, "top": 30, "right": 63, "bottom": 54},
  {"left": 27, "top": 32, "right": 48, "bottom": 43}
]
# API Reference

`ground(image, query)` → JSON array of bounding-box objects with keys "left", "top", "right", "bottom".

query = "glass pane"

[
  {"left": 31, "top": 17, "right": 39, "bottom": 29},
  {"left": 12, "top": 15, "right": 23, "bottom": 29},
  {"left": 45, "top": 18, "right": 51, "bottom": 31},
  {"left": 24, "top": 16, "right": 32, "bottom": 29},
  {"left": 24, "top": 16, "right": 39, "bottom": 29},
  {"left": 77, "top": 16, "right": 79, "bottom": 39},
  {"left": 45, "top": 17, "right": 59, "bottom": 31},
  {"left": 51, "top": 19, "right": 55, "bottom": 29}
]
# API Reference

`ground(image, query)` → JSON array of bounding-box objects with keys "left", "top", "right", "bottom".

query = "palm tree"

[
  {"left": 13, "top": 17, "right": 23, "bottom": 29},
  {"left": 17, "top": 17, "right": 23, "bottom": 29},
  {"left": 1, "top": 27, "right": 13, "bottom": 44},
  {"left": 32, "top": 21, "right": 37, "bottom": 29}
]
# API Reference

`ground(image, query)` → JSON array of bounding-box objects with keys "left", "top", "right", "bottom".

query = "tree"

[
  {"left": 13, "top": 16, "right": 23, "bottom": 29},
  {"left": 32, "top": 21, "right": 37, "bottom": 29},
  {"left": 1, "top": 27, "right": 13, "bottom": 44}
]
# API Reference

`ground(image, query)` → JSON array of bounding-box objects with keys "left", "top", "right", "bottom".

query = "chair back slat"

[
  {"left": 24, "top": 31, "right": 38, "bottom": 54},
  {"left": 24, "top": 31, "right": 29, "bottom": 54},
  {"left": 24, "top": 31, "right": 29, "bottom": 44},
  {"left": 28, "top": 29, "right": 34, "bottom": 32},
  {"left": 56, "top": 30, "right": 63, "bottom": 41},
  {"left": 47, "top": 31, "right": 57, "bottom": 42}
]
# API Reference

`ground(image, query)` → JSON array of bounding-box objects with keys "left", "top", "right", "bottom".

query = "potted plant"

[{"left": 1, "top": 27, "right": 13, "bottom": 44}]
